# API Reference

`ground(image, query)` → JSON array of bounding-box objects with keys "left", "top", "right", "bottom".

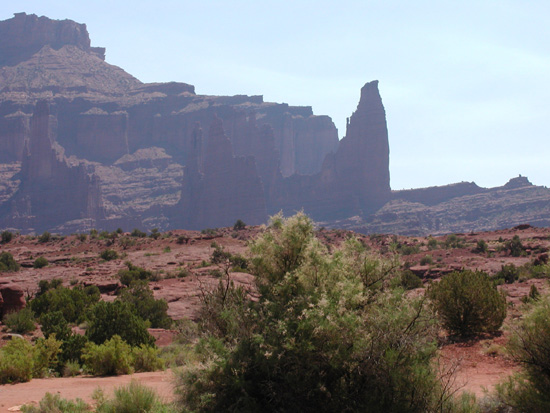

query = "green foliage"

[
  {"left": 38, "top": 231, "right": 52, "bottom": 243},
  {"left": 118, "top": 281, "right": 172, "bottom": 329},
  {"left": 99, "top": 249, "right": 118, "bottom": 261},
  {"left": 118, "top": 261, "right": 153, "bottom": 286},
  {"left": 428, "top": 270, "right": 507, "bottom": 337},
  {"left": 233, "top": 219, "right": 246, "bottom": 230},
  {"left": 62, "top": 360, "right": 82, "bottom": 377},
  {"left": 132, "top": 344, "right": 164, "bottom": 372},
  {"left": 0, "top": 251, "right": 20, "bottom": 272},
  {"left": 94, "top": 381, "right": 175, "bottom": 413},
  {"left": 131, "top": 228, "right": 147, "bottom": 238},
  {"left": 150, "top": 228, "right": 161, "bottom": 239},
  {"left": 86, "top": 301, "right": 155, "bottom": 347},
  {"left": 420, "top": 254, "right": 433, "bottom": 265},
  {"left": 33, "top": 335, "right": 63, "bottom": 378},
  {"left": 36, "top": 278, "right": 63, "bottom": 297},
  {"left": 498, "top": 295, "right": 550, "bottom": 410},
  {"left": 474, "top": 239, "right": 488, "bottom": 253},
  {"left": 508, "top": 235, "right": 524, "bottom": 257},
  {"left": 445, "top": 234, "right": 466, "bottom": 249},
  {"left": 400, "top": 270, "right": 424, "bottom": 290},
  {"left": 76, "top": 233, "right": 87, "bottom": 242},
  {"left": 21, "top": 392, "right": 90, "bottom": 412},
  {"left": 427, "top": 236, "right": 438, "bottom": 249},
  {"left": 30, "top": 284, "right": 100, "bottom": 324},
  {"left": 176, "top": 213, "right": 447, "bottom": 412},
  {"left": 1, "top": 230, "right": 13, "bottom": 243},
  {"left": 0, "top": 337, "right": 34, "bottom": 383},
  {"left": 82, "top": 335, "right": 133, "bottom": 376},
  {"left": 176, "top": 235, "right": 188, "bottom": 244},
  {"left": 495, "top": 264, "right": 520, "bottom": 284},
  {"left": 3, "top": 307, "right": 36, "bottom": 334},
  {"left": 33, "top": 256, "right": 49, "bottom": 269}
]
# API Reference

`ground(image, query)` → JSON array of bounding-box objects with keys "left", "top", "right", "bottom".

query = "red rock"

[{"left": 0, "top": 282, "right": 26, "bottom": 318}]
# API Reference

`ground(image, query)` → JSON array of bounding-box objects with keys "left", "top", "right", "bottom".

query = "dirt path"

[{"left": 0, "top": 370, "right": 175, "bottom": 412}]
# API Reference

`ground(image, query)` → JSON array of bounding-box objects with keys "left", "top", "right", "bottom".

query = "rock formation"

[
  {"left": 0, "top": 100, "right": 105, "bottom": 232},
  {"left": 177, "top": 117, "right": 267, "bottom": 229},
  {"left": 0, "top": 282, "right": 26, "bottom": 318},
  {"left": 0, "top": 13, "right": 548, "bottom": 236}
]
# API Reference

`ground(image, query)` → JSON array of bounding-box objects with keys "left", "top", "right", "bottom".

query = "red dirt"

[{"left": 0, "top": 370, "right": 175, "bottom": 412}]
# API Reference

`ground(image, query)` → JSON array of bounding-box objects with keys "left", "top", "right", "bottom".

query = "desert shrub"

[
  {"left": 99, "top": 249, "right": 118, "bottom": 261},
  {"left": 33, "top": 256, "right": 49, "bottom": 269},
  {"left": 131, "top": 228, "right": 147, "bottom": 238},
  {"left": 33, "top": 335, "right": 63, "bottom": 378},
  {"left": 62, "top": 360, "right": 82, "bottom": 377},
  {"left": 132, "top": 344, "right": 164, "bottom": 372},
  {"left": 176, "top": 213, "right": 448, "bottom": 412},
  {"left": 40, "top": 310, "right": 71, "bottom": 340},
  {"left": 118, "top": 261, "right": 153, "bottom": 286},
  {"left": 0, "top": 251, "right": 20, "bottom": 272},
  {"left": 1, "top": 230, "right": 13, "bottom": 243},
  {"left": 420, "top": 254, "right": 433, "bottom": 265},
  {"left": 86, "top": 301, "right": 155, "bottom": 347},
  {"left": 428, "top": 270, "right": 507, "bottom": 337},
  {"left": 21, "top": 393, "right": 89, "bottom": 412},
  {"left": 31, "top": 284, "right": 100, "bottom": 323},
  {"left": 76, "top": 233, "right": 87, "bottom": 242},
  {"left": 427, "top": 236, "right": 438, "bottom": 249},
  {"left": 176, "top": 235, "right": 188, "bottom": 244},
  {"left": 444, "top": 234, "right": 466, "bottom": 249},
  {"left": 508, "top": 235, "right": 524, "bottom": 257},
  {"left": 497, "top": 295, "right": 550, "bottom": 410},
  {"left": 494, "top": 263, "right": 520, "bottom": 284},
  {"left": 94, "top": 381, "right": 174, "bottom": 413},
  {"left": 0, "top": 337, "right": 34, "bottom": 383},
  {"left": 82, "top": 335, "right": 133, "bottom": 376},
  {"left": 118, "top": 280, "right": 172, "bottom": 329},
  {"left": 233, "top": 219, "right": 246, "bottom": 230},
  {"left": 36, "top": 278, "right": 63, "bottom": 297},
  {"left": 3, "top": 307, "right": 36, "bottom": 334},
  {"left": 400, "top": 270, "right": 423, "bottom": 290},
  {"left": 474, "top": 239, "right": 488, "bottom": 253},
  {"left": 118, "top": 236, "right": 136, "bottom": 249},
  {"left": 38, "top": 231, "right": 52, "bottom": 243},
  {"left": 150, "top": 228, "right": 161, "bottom": 239}
]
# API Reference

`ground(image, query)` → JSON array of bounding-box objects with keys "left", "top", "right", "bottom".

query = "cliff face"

[
  {"left": 0, "top": 101, "right": 105, "bottom": 232},
  {"left": 1, "top": 13, "right": 544, "bottom": 235}
]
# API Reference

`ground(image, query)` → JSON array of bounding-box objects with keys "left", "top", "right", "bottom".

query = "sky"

[{"left": 2, "top": 1, "right": 549, "bottom": 190}]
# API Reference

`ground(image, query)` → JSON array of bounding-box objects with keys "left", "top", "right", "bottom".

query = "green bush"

[
  {"left": 176, "top": 213, "right": 448, "bottom": 412},
  {"left": 150, "top": 228, "right": 161, "bottom": 239},
  {"left": 30, "top": 284, "right": 100, "bottom": 323},
  {"left": 95, "top": 381, "right": 175, "bottom": 413},
  {"left": 3, "top": 307, "right": 36, "bottom": 334},
  {"left": 494, "top": 264, "right": 520, "bottom": 284},
  {"left": 118, "top": 281, "right": 172, "bottom": 329},
  {"left": 428, "top": 270, "right": 507, "bottom": 337},
  {"left": 86, "top": 301, "right": 155, "bottom": 347},
  {"left": 33, "top": 256, "right": 49, "bottom": 269},
  {"left": 38, "top": 231, "right": 52, "bottom": 243},
  {"left": 132, "top": 344, "right": 164, "bottom": 372},
  {"left": 82, "top": 335, "right": 133, "bottom": 376},
  {"left": 233, "top": 219, "right": 246, "bottom": 230},
  {"left": 0, "top": 251, "right": 20, "bottom": 272},
  {"left": 508, "top": 235, "right": 524, "bottom": 257},
  {"left": 474, "top": 239, "right": 488, "bottom": 253},
  {"left": 131, "top": 228, "right": 147, "bottom": 238},
  {"left": 400, "top": 270, "right": 423, "bottom": 290},
  {"left": 33, "top": 335, "right": 63, "bottom": 378},
  {"left": 444, "top": 234, "right": 466, "bottom": 249},
  {"left": 427, "top": 237, "right": 438, "bottom": 249},
  {"left": 100, "top": 249, "right": 118, "bottom": 261},
  {"left": 21, "top": 393, "right": 89, "bottom": 412},
  {"left": 0, "top": 337, "right": 34, "bottom": 383},
  {"left": 118, "top": 261, "right": 154, "bottom": 286},
  {"left": 1, "top": 230, "right": 13, "bottom": 243},
  {"left": 62, "top": 360, "right": 82, "bottom": 377},
  {"left": 420, "top": 254, "right": 433, "bottom": 265},
  {"left": 498, "top": 295, "right": 550, "bottom": 410}
]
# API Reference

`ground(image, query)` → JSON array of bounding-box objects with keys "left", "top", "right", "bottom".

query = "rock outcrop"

[
  {"left": 176, "top": 117, "right": 267, "bottom": 229},
  {"left": 0, "top": 282, "right": 26, "bottom": 318},
  {"left": 0, "top": 100, "right": 105, "bottom": 232}
]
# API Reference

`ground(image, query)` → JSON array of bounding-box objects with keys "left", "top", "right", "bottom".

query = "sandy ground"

[{"left": 0, "top": 370, "right": 175, "bottom": 412}]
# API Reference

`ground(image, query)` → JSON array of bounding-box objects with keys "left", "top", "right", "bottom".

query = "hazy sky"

[{"left": 2, "top": 1, "right": 549, "bottom": 190}]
